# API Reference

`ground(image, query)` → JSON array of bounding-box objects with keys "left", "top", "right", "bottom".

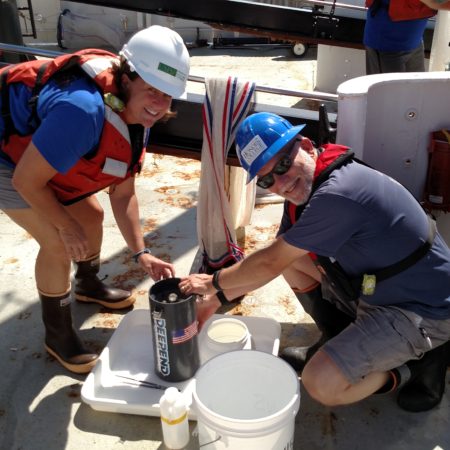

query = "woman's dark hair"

[{"left": 111, "top": 56, "right": 176, "bottom": 122}]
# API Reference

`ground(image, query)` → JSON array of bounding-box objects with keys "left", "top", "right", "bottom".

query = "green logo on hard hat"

[{"left": 158, "top": 62, "right": 187, "bottom": 82}]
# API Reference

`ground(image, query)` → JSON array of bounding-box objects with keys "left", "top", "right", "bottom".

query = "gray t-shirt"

[{"left": 279, "top": 160, "right": 450, "bottom": 319}]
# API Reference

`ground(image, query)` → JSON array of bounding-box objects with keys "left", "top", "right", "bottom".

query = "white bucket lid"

[{"left": 193, "top": 350, "right": 300, "bottom": 435}]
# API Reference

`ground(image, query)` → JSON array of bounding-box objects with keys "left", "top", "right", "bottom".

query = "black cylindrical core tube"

[{"left": 149, "top": 278, "right": 200, "bottom": 382}]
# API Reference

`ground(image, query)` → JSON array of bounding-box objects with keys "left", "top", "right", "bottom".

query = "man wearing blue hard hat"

[{"left": 180, "top": 112, "right": 450, "bottom": 413}]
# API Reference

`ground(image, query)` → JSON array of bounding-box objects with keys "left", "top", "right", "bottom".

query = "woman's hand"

[
  {"left": 138, "top": 253, "right": 175, "bottom": 281},
  {"left": 179, "top": 274, "right": 215, "bottom": 296},
  {"left": 58, "top": 219, "right": 89, "bottom": 261}
]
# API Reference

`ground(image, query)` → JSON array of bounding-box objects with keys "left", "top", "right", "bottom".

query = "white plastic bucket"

[
  {"left": 204, "top": 318, "right": 251, "bottom": 356},
  {"left": 193, "top": 350, "right": 300, "bottom": 449}
]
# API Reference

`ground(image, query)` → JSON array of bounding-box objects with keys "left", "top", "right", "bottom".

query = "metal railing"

[{"left": 0, "top": 42, "right": 338, "bottom": 102}]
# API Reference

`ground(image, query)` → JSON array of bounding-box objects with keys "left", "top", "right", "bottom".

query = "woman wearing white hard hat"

[{"left": 0, "top": 25, "right": 189, "bottom": 373}]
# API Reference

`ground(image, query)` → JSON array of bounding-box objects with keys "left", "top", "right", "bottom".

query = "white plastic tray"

[{"left": 81, "top": 309, "right": 281, "bottom": 418}]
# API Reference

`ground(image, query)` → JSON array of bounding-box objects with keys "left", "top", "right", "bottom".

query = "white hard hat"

[{"left": 120, "top": 25, "right": 190, "bottom": 98}]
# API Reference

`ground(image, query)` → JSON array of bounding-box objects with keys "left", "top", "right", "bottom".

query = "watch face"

[{"left": 134, "top": 248, "right": 151, "bottom": 263}]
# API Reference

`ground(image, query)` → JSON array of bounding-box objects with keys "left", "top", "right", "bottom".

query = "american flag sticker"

[{"left": 172, "top": 321, "right": 198, "bottom": 344}]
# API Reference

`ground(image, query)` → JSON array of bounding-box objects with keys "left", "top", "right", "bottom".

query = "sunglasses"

[{"left": 256, "top": 138, "right": 300, "bottom": 189}]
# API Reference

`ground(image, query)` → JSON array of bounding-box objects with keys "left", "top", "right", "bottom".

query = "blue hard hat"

[{"left": 235, "top": 112, "right": 305, "bottom": 183}]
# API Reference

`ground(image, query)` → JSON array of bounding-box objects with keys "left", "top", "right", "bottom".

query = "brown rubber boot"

[
  {"left": 40, "top": 291, "right": 98, "bottom": 374},
  {"left": 74, "top": 255, "right": 134, "bottom": 309}
]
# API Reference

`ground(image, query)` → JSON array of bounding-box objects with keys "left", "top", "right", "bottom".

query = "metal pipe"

[
  {"left": 256, "top": 84, "right": 338, "bottom": 101},
  {"left": 188, "top": 74, "right": 337, "bottom": 102},
  {"left": 0, "top": 42, "right": 62, "bottom": 58},
  {"left": 0, "top": 42, "right": 338, "bottom": 102},
  {"left": 278, "top": 0, "right": 367, "bottom": 12}
]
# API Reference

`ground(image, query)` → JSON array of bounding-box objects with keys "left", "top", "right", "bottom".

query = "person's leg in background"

[
  {"left": 403, "top": 42, "right": 426, "bottom": 72},
  {"left": 366, "top": 46, "right": 384, "bottom": 74},
  {"left": 366, "top": 44, "right": 425, "bottom": 75}
]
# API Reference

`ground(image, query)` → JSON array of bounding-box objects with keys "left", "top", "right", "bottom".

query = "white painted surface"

[
  {"left": 337, "top": 72, "right": 450, "bottom": 201},
  {"left": 315, "top": 45, "right": 366, "bottom": 93}
]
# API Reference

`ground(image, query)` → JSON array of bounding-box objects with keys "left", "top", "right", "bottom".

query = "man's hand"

[
  {"left": 196, "top": 294, "right": 221, "bottom": 330},
  {"left": 179, "top": 274, "right": 215, "bottom": 296}
]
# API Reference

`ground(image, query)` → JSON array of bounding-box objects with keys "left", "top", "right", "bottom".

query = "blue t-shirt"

[
  {"left": 364, "top": 0, "right": 429, "bottom": 52},
  {"left": 0, "top": 75, "right": 104, "bottom": 174},
  {"left": 278, "top": 161, "right": 450, "bottom": 319}
]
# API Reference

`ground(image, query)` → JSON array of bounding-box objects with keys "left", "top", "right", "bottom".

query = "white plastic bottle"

[{"left": 159, "top": 387, "right": 190, "bottom": 449}]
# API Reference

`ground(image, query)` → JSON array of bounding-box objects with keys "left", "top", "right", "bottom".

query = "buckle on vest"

[{"left": 362, "top": 274, "right": 376, "bottom": 296}]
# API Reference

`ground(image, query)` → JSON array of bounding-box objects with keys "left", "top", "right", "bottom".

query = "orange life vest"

[
  {"left": 365, "top": 0, "right": 436, "bottom": 21},
  {"left": 0, "top": 49, "right": 145, "bottom": 205}
]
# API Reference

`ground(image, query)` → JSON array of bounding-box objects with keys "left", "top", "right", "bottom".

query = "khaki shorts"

[
  {"left": 0, "top": 165, "right": 30, "bottom": 209},
  {"left": 322, "top": 300, "right": 450, "bottom": 384}
]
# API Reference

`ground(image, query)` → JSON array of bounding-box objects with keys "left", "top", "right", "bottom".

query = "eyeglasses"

[{"left": 256, "top": 138, "right": 300, "bottom": 189}]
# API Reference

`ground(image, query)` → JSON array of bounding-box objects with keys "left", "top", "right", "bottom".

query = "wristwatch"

[
  {"left": 133, "top": 247, "right": 151, "bottom": 263},
  {"left": 212, "top": 270, "right": 223, "bottom": 291}
]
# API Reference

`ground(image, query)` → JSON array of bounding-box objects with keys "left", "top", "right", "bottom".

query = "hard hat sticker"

[
  {"left": 241, "top": 135, "right": 268, "bottom": 165},
  {"left": 158, "top": 62, "right": 187, "bottom": 82}
]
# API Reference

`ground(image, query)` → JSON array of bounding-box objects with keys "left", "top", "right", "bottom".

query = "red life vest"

[
  {"left": 0, "top": 49, "right": 145, "bottom": 205},
  {"left": 365, "top": 0, "right": 436, "bottom": 21}
]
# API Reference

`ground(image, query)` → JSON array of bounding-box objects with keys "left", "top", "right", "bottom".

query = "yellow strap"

[
  {"left": 441, "top": 129, "right": 450, "bottom": 145},
  {"left": 161, "top": 412, "right": 188, "bottom": 426}
]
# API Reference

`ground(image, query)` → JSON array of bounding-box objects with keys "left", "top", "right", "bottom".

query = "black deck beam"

[
  {"left": 69, "top": 0, "right": 367, "bottom": 48},
  {"left": 68, "top": 0, "right": 434, "bottom": 51}
]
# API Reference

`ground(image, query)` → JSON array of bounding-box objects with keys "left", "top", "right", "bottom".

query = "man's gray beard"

[{"left": 293, "top": 183, "right": 313, "bottom": 205}]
